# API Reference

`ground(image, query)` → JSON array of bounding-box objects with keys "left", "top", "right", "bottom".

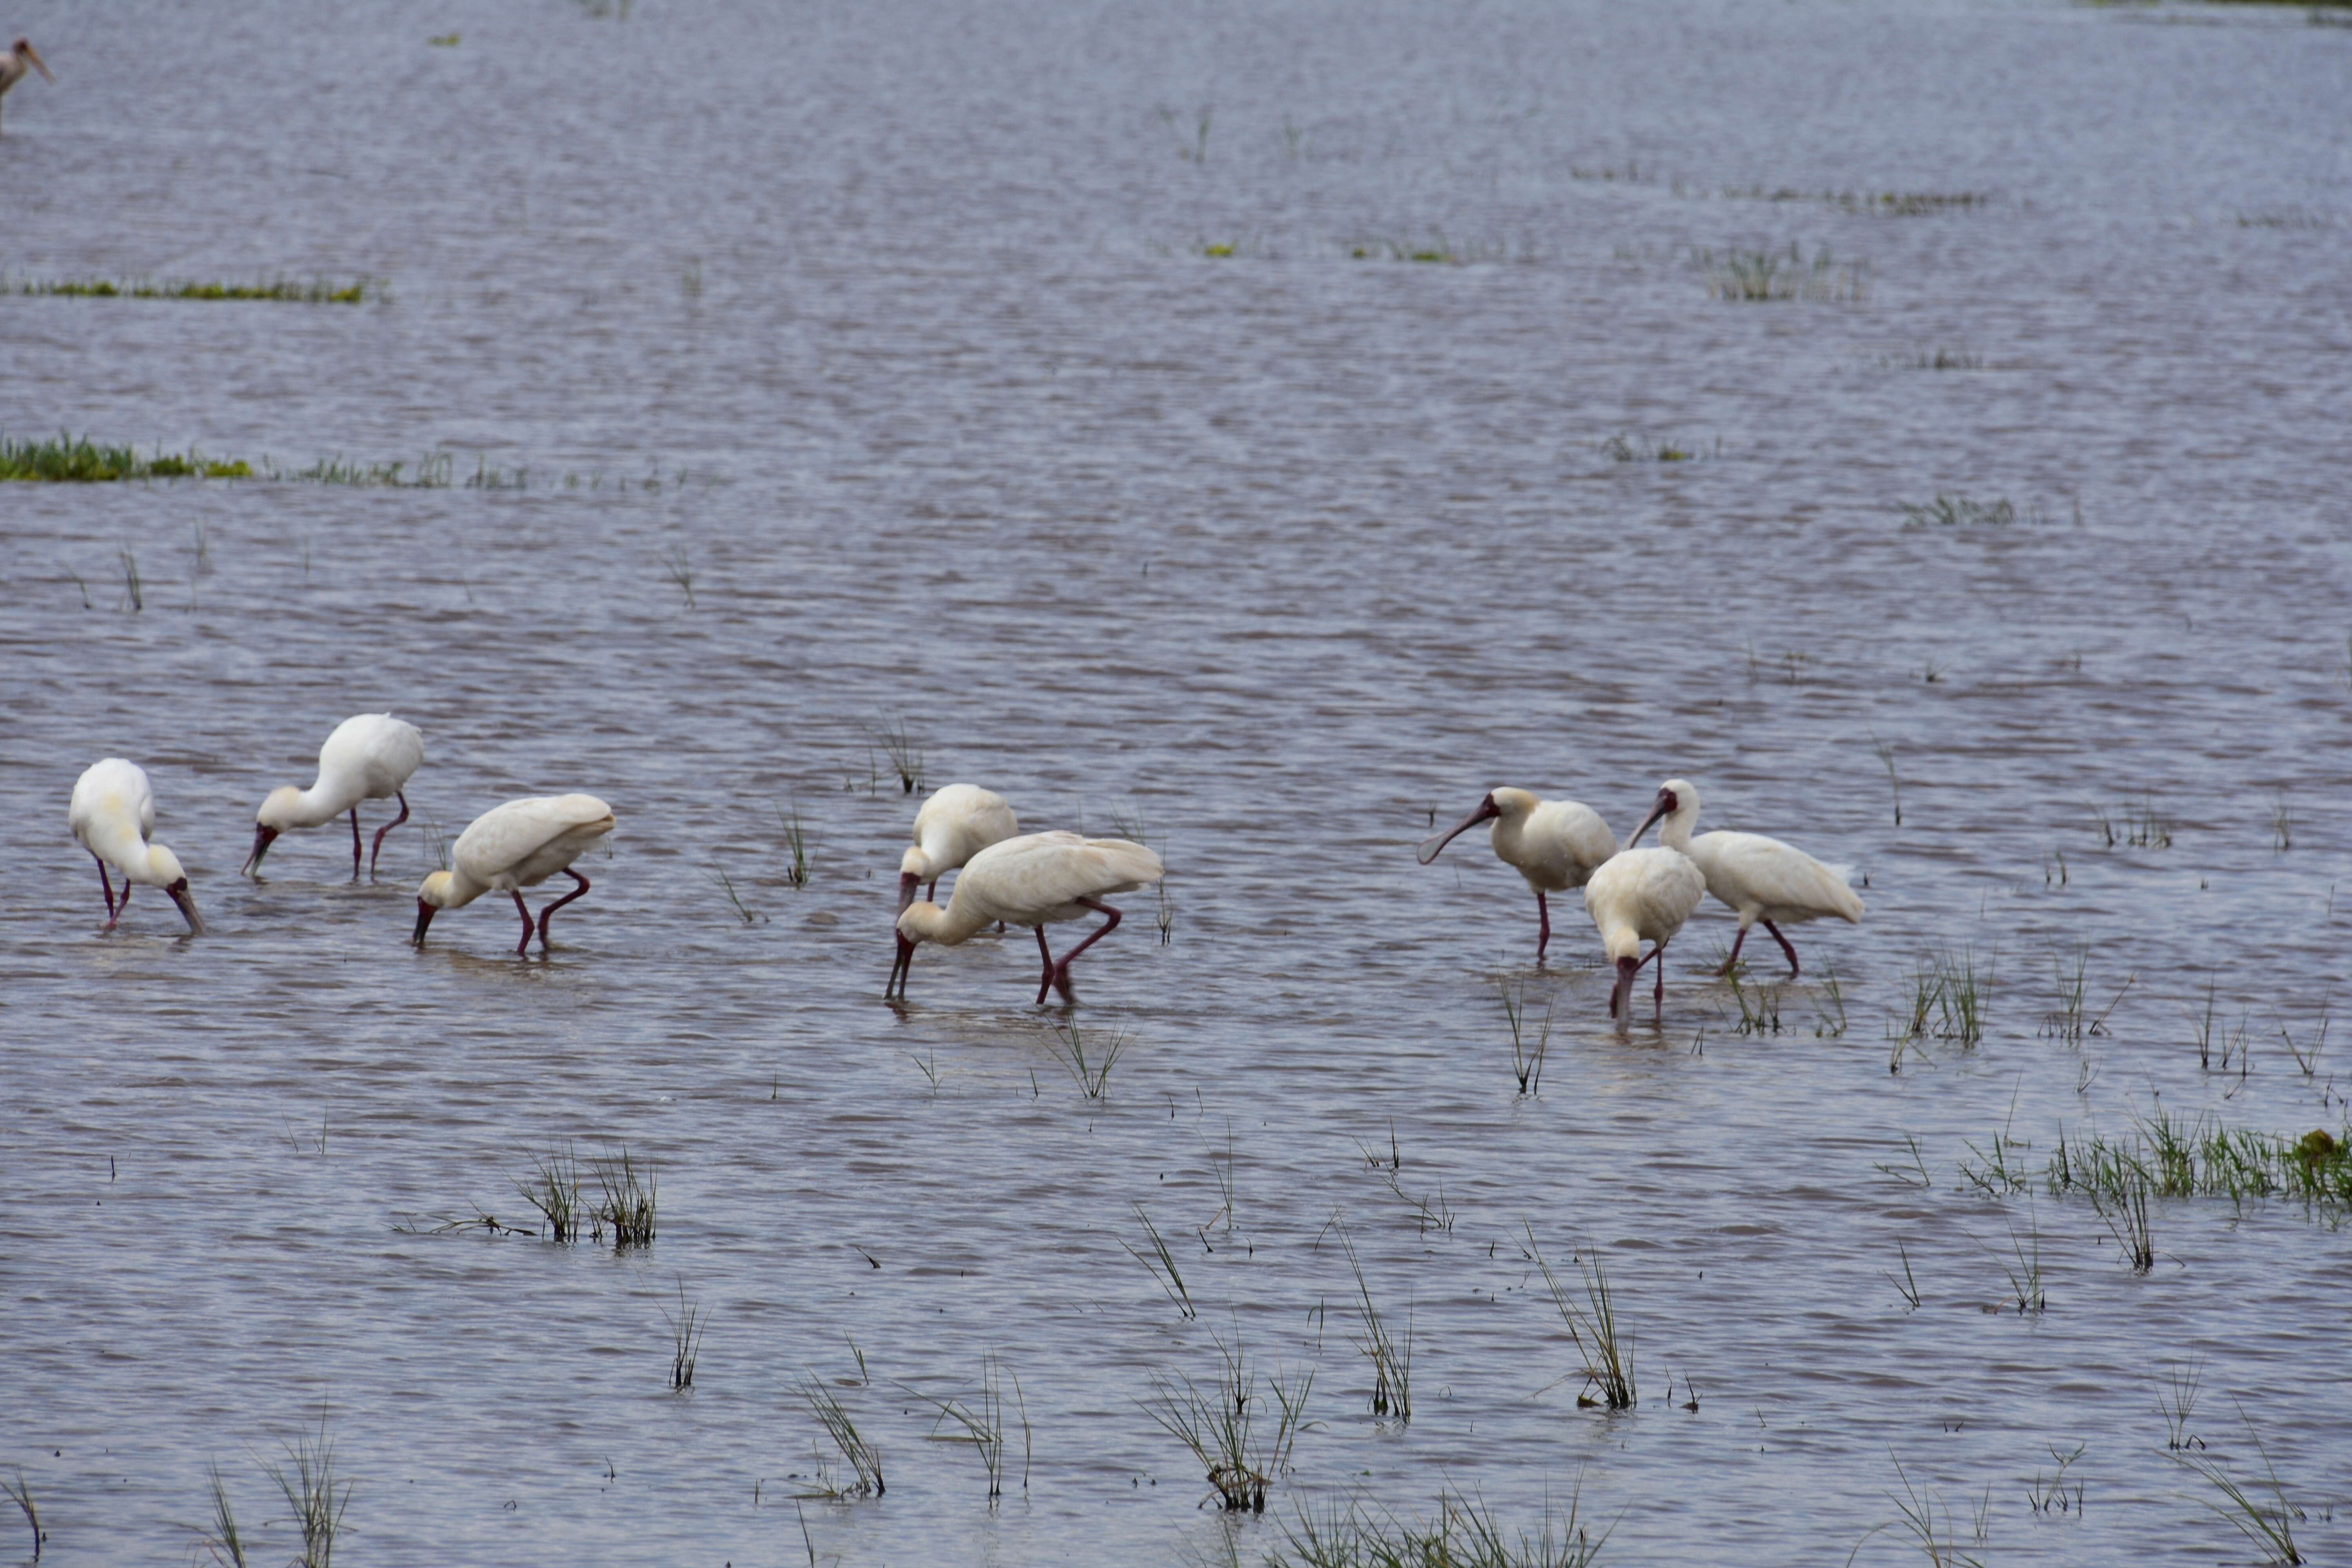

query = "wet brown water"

[{"left": 4, "top": 0, "right": 2350, "bottom": 1563}]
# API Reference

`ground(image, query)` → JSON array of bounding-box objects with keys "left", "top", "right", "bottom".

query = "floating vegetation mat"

[
  {"left": 2, "top": 433, "right": 697, "bottom": 491},
  {"left": 7, "top": 276, "right": 376, "bottom": 304}
]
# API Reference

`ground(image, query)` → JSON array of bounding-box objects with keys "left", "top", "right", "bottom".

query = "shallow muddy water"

[{"left": 4, "top": 0, "right": 2351, "bottom": 1563}]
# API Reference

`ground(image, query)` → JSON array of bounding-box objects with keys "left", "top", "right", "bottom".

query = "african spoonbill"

[
  {"left": 412, "top": 794, "right": 615, "bottom": 955},
  {"left": 246, "top": 713, "right": 426, "bottom": 880},
  {"left": 1583, "top": 842, "right": 1704, "bottom": 1022},
  {"left": 69, "top": 759, "right": 204, "bottom": 934},
  {"left": 1417, "top": 788, "right": 1616, "bottom": 960},
  {"left": 1627, "top": 779, "right": 1863, "bottom": 976},
  {"left": 890, "top": 831, "right": 1162, "bottom": 1004},
  {"left": 0, "top": 38, "right": 53, "bottom": 134}
]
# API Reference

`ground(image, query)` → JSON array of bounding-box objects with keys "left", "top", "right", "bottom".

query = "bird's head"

[
  {"left": 1416, "top": 790, "right": 1505, "bottom": 865},
  {"left": 15, "top": 40, "right": 54, "bottom": 82},
  {"left": 1628, "top": 778, "right": 1699, "bottom": 848},
  {"left": 1611, "top": 953, "right": 1640, "bottom": 1022},
  {"left": 412, "top": 870, "right": 457, "bottom": 944},
  {"left": 897, "top": 857, "right": 925, "bottom": 916},
  {"left": 147, "top": 846, "right": 205, "bottom": 934}
]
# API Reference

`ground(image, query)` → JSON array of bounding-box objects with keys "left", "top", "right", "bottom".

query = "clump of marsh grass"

[
  {"left": 2027, "top": 1443, "right": 2087, "bottom": 1515},
  {"left": 8, "top": 275, "right": 373, "bottom": 303},
  {"left": 795, "top": 1376, "right": 885, "bottom": 1497},
  {"left": 590, "top": 1146, "right": 657, "bottom": 1249},
  {"left": 777, "top": 800, "right": 813, "bottom": 887},
  {"left": 896, "top": 1351, "right": 1030, "bottom": 1500},
  {"left": 660, "top": 1278, "right": 708, "bottom": 1390},
  {"left": 1694, "top": 243, "right": 1869, "bottom": 302},
  {"left": 1347, "top": 232, "right": 1514, "bottom": 264},
  {"left": 1156, "top": 877, "right": 1174, "bottom": 944},
  {"left": 1599, "top": 432, "right": 1708, "bottom": 463},
  {"left": 1815, "top": 963, "right": 1849, "bottom": 1038},
  {"left": 2, "top": 1471, "right": 41, "bottom": 1561},
  {"left": 2044, "top": 1113, "right": 2350, "bottom": 1214},
  {"left": 1332, "top": 1221, "right": 1412, "bottom": 1423},
  {"left": 1868, "top": 731, "right": 1902, "bottom": 826},
  {"left": 2039, "top": 944, "right": 2133, "bottom": 1045},
  {"left": 2158, "top": 1358, "right": 2206, "bottom": 1452},
  {"left": 1727, "top": 971, "right": 1784, "bottom": 1036},
  {"left": 515, "top": 1143, "right": 584, "bottom": 1241},
  {"left": 1138, "top": 1330, "right": 1313, "bottom": 1513},
  {"left": 1499, "top": 978, "right": 1553, "bottom": 1094},
  {"left": 1272, "top": 1481, "right": 1608, "bottom": 1568},
  {"left": 1355, "top": 1125, "right": 1456, "bottom": 1236},
  {"left": 1862, "top": 1450, "right": 1986, "bottom": 1568},
  {"left": 1123, "top": 1203, "right": 1196, "bottom": 1319},
  {"left": 118, "top": 546, "right": 144, "bottom": 612},
  {"left": 1045, "top": 1016, "right": 1128, "bottom": 1098},
  {"left": 2171, "top": 1402, "right": 2305, "bottom": 1564},
  {"left": 263, "top": 1408, "right": 352, "bottom": 1568},
  {"left": 1877, "top": 348, "right": 1985, "bottom": 370},
  {"left": 1899, "top": 947, "right": 1986, "bottom": 1047},
  {"left": 195, "top": 1459, "right": 246, "bottom": 1566},
  {"left": 1887, "top": 1238, "right": 1924, "bottom": 1309},
  {"left": 1525, "top": 1226, "right": 1637, "bottom": 1410},
  {"left": 1156, "top": 104, "right": 1213, "bottom": 162},
  {"left": 1898, "top": 493, "right": 2031, "bottom": 526},
  {"left": 659, "top": 545, "right": 695, "bottom": 608},
  {"left": 866, "top": 717, "right": 924, "bottom": 794},
  {"left": 710, "top": 868, "right": 766, "bottom": 924},
  {"left": 1987, "top": 1207, "right": 2045, "bottom": 1314}
]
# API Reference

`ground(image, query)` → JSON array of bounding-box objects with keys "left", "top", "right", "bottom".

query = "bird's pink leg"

[
  {"left": 369, "top": 791, "right": 410, "bottom": 880},
  {"left": 1719, "top": 926, "right": 1750, "bottom": 976},
  {"left": 1651, "top": 939, "right": 1671, "bottom": 1015},
  {"left": 92, "top": 854, "right": 118, "bottom": 925},
  {"left": 1535, "top": 889, "right": 1551, "bottom": 962},
  {"left": 535, "top": 870, "right": 591, "bottom": 949},
  {"left": 349, "top": 808, "right": 365, "bottom": 880},
  {"left": 1046, "top": 898, "right": 1123, "bottom": 1001},
  {"left": 1033, "top": 926, "right": 1057, "bottom": 1004},
  {"left": 512, "top": 891, "right": 536, "bottom": 954},
  {"left": 927, "top": 880, "right": 938, "bottom": 902},
  {"left": 1762, "top": 920, "right": 1801, "bottom": 977}
]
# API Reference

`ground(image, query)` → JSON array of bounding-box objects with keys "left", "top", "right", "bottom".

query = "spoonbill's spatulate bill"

[
  {"left": 890, "top": 831, "right": 1163, "bottom": 1004},
  {"left": 69, "top": 758, "right": 204, "bottom": 935},
  {"left": 247, "top": 713, "right": 426, "bottom": 880},
  {"left": 899, "top": 782, "right": 1020, "bottom": 912},
  {"left": 1628, "top": 778, "right": 1863, "bottom": 976},
  {"left": 1583, "top": 842, "right": 1704, "bottom": 1023},
  {"left": 1417, "top": 787, "right": 1617, "bottom": 960},
  {"left": 0, "top": 38, "right": 54, "bottom": 135},
  {"left": 412, "top": 794, "right": 615, "bottom": 955}
]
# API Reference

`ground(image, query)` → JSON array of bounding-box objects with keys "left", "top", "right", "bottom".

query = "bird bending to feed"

[
  {"left": 890, "top": 831, "right": 1163, "bottom": 1004},
  {"left": 412, "top": 795, "right": 615, "bottom": 955},
  {"left": 899, "top": 782, "right": 1020, "bottom": 913},
  {"left": 1627, "top": 778, "right": 1862, "bottom": 977},
  {"left": 1417, "top": 787, "right": 1617, "bottom": 960},
  {"left": 246, "top": 713, "right": 426, "bottom": 880},
  {"left": 0, "top": 38, "right": 54, "bottom": 134},
  {"left": 1583, "top": 839, "right": 1703, "bottom": 1022},
  {"left": 69, "top": 759, "right": 205, "bottom": 935}
]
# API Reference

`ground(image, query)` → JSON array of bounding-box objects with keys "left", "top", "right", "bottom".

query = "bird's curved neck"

[
  {"left": 1659, "top": 811, "right": 1696, "bottom": 852},
  {"left": 903, "top": 898, "right": 986, "bottom": 947}
]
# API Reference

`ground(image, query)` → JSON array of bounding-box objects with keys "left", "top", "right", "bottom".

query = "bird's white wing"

[
  {"left": 454, "top": 794, "right": 615, "bottom": 881},
  {"left": 1695, "top": 831, "right": 1864, "bottom": 922},
  {"left": 321, "top": 713, "right": 426, "bottom": 796},
  {"left": 964, "top": 831, "right": 1164, "bottom": 914}
]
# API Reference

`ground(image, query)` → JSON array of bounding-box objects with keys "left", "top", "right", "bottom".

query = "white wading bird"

[
  {"left": 1626, "top": 779, "right": 1863, "bottom": 976},
  {"left": 246, "top": 713, "right": 426, "bottom": 880},
  {"left": 1583, "top": 837, "right": 1704, "bottom": 1022},
  {"left": 69, "top": 759, "right": 205, "bottom": 934},
  {"left": 412, "top": 795, "right": 615, "bottom": 955},
  {"left": 1417, "top": 787, "right": 1617, "bottom": 960},
  {"left": 889, "top": 831, "right": 1162, "bottom": 1004},
  {"left": 899, "top": 782, "right": 1019, "bottom": 913},
  {"left": 0, "top": 38, "right": 54, "bottom": 134}
]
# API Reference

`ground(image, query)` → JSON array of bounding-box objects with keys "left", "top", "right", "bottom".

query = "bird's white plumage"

[
  {"left": 69, "top": 758, "right": 203, "bottom": 932},
  {"left": 902, "top": 783, "right": 1020, "bottom": 884},
  {"left": 258, "top": 713, "right": 426, "bottom": 830},
  {"left": 1583, "top": 847, "right": 1706, "bottom": 961},
  {"left": 70, "top": 759, "right": 160, "bottom": 875},
  {"left": 1638, "top": 779, "right": 1864, "bottom": 948},
  {"left": 426, "top": 795, "right": 616, "bottom": 909},
  {"left": 908, "top": 831, "right": 1163, "bottom": 945}
]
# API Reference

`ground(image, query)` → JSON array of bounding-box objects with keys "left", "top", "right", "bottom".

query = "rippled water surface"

[{"left": 5, "top": 0, "right": 2351, "bottom": 1563}]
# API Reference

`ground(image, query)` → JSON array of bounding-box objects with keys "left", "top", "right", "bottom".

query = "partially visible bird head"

[
  {"left": 413, "top": 870, "right": 457, "bottom": 943},
  {"left": 13, "top": 40, "right": 54, "bottom": 82},
  {"left": 897, "top": 852, "right": 927, "bottom": 914},
  {"left": 255, "top": 786, "right": 305, "bottom": 833},
  {"left": 1416, "top": 790, "right": 1506, "bottom": 865},
  {"left": 146, "top": 846, "right": 205, "bottom": 934},
  {"left": 1629, "top": 779, "right": 1699, "bottom": 847}
]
